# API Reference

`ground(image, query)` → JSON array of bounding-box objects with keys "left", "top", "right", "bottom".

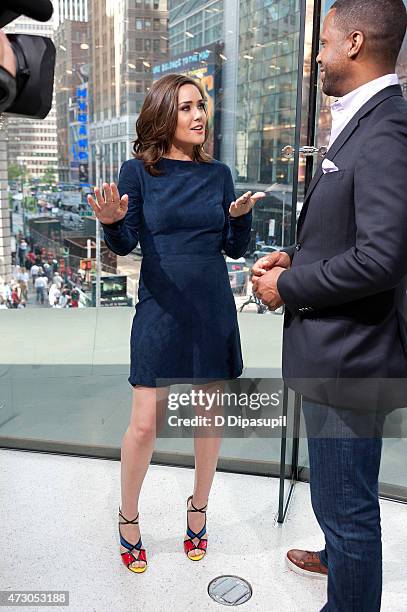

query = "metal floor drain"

[{"left": 208, "top": 575, "right": 253, "bottom": 606}]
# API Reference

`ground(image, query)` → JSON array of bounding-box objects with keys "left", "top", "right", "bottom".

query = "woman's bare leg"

[
  {"left": 185, "top": 381, "right": 224, "bottom": 558},
  {"left": 120, "top": 385, "right": 168, "bottom": 569}
]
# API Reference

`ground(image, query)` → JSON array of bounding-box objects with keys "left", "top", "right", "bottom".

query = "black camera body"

[
  {"left": 6, "top": 34, "right": 56, "bottom": 119},
  {"left": 0, "top": 0, "right": 55, "bottom": 118}
]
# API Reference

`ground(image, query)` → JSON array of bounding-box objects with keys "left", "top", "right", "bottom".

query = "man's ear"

[{"left": 348, "top": 30, "right": 364, "bottom": 58}]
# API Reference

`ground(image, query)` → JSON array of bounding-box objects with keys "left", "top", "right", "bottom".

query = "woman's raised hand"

[
  {"left": 229, "top": 191, "right": 266, "bottom": 218},
  {"left": 87, "top": 182, "right": 129, "bottom": 225}
]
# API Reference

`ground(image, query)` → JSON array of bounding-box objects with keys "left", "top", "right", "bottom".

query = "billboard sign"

[{"left": 69, "top": 84, "right": 90, "bottom": 186}]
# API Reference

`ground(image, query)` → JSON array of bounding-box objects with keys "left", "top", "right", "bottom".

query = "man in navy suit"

[{"left": 252, "top": 0, "right": 407, "bottom": 609}]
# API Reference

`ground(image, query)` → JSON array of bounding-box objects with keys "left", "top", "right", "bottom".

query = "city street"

[
  {"left": 115, "top": 251, "right": 272, "bottom": 314},
  {"left": 115, "top": 252, "right": 142, "bottom": 303},
  {"left": 11, "top": 207, "right": 37, "bottom": 235},
  {"left": 9, "top": 199, "right": 272, "bottom": 313}
]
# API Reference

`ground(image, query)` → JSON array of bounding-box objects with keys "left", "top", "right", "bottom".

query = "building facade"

[
  {"left": 235, "top": 0, "right": 301, "bottom": 247},
  {"left": 167, "top": 0, "right": 237, "bottom": 167},
  {"left": 56, "top": 0, "right": 89, "bottom": 24},
  {"left": 54, "top": 19, "right": 90, "bottom": 182},
  {"left": 88, "top": 0, "right": 169, "bottom": 185},
  {"left": 236, "top": 0, "right": 300, "bottom": 187},
  {"left": 168, "top": 0, "right": 223, "bottom": 56},
  {"left": 0, "top": 137, "right": 10, "bottom": 282}
]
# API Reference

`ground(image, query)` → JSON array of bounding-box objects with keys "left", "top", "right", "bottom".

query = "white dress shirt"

[{"left": 328, "top": 73, "right": 399, "bottom": 149}]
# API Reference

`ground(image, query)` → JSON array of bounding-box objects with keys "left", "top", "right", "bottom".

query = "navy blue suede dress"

[{"left": 101, "top": 157, "right": 252, "bottom": 388}]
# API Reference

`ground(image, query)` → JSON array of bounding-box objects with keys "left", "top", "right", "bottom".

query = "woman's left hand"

[{"left": 229, "top": 191, "right": 266, "bottom": 217}]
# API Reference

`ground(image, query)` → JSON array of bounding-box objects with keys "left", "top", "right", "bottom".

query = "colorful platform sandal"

[
  {"left": 118, "top": 506, "right": 147, "bottom": 573},
  {"left": 183, "top": 495, "right": 208, "bottom": 561}
]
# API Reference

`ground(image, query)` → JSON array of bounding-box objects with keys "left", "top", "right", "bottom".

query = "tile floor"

[{"left": 1, "top": 448, "right": 406, "bottom": 612}]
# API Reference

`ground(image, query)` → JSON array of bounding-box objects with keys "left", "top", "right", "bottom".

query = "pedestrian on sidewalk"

[
  {"left": 18, "top": 239, "right": 28, "bottom": 267},
  {"left": 11, "top": 285, "right": 21, "bottom": 309},
  {"left": 30, "top": 263, "right": 40, "bottom": 287},
  {"left": 35, "top": 274, "right": 48, "bottom": 305}
]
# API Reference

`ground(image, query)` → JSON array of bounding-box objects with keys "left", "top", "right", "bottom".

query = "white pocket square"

[{"left": 322, "top": 158, "right": 339, "bottom": 174}]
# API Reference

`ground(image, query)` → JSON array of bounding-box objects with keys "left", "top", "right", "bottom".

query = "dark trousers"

[{"left": 302, "top": 400, "right": 385, "bottom": 612}]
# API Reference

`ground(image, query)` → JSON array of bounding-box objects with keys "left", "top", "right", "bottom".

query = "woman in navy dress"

[{"left": 87, "top": 74, "right": 264, "bottom": 573}]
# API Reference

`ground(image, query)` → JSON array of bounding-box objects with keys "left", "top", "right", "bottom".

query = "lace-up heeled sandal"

[
  {"left": 183, "top": 495, "right": 208, "bottom": 561},
  {"left": 118, "top": 506, "right": 147, "bottom": 573}
]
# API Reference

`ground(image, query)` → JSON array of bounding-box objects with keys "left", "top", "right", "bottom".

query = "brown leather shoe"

[{"left": 286, "top": 549, "right": 328, "bottom": 579}]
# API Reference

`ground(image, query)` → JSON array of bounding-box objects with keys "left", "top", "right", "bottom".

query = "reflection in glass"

[{"left": 2, "top": 0, "right": 310, "bottom": 314}]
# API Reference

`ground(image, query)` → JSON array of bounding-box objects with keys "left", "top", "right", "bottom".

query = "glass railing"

[
  {"left": 0, "top": 308, "right": 285, "bottom": 475},
  {"left": 1, "top": 306, "right": 405, "bottom": 505}
]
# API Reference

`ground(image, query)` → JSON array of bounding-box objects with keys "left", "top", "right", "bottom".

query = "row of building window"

[
  {"left": 90, "top": 123, "right": 128, "bottom": 141},
  {"left": 133, "top": 0, "right": 164, "bottom": 9},
  {"left": 130, "top": 38, "right": 167, "bottom": 53},
  {"left": 26, "top": 151, "right": 58, "bottom": 156},
  {"left": 135, "top": 18, "right": 167, "bottom": 30},
  {"left": 24, "top": 159, "right": 58, "bottom": 164}
]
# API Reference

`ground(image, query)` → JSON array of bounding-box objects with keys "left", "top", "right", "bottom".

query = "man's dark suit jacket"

[{"left": 277, "top": 85, "right": 407, "bottom": 411}]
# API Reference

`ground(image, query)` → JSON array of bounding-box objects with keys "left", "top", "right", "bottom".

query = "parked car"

[
  {"left": 252, "top": 245, "right": 280, "bottom": 262},
  {"left": 226, "top": 256, "right": 249, "bottom": 295}
]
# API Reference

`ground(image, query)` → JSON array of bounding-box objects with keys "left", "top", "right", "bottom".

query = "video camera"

[{"left": 0, "top": 0, "right": 56, "bottom": 118}]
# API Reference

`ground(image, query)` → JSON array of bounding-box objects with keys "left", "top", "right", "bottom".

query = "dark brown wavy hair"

[{"left": 132, "top": 74, "right": 212, "bottom": 176}]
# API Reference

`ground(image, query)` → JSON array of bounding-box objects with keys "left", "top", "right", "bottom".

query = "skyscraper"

[
  {"left": 56, "top": 0, "right": 89, "bottom": 24},
  {"left": 167, "top": 0, "right": 237, "bottom": 169},
  {"left": 55, "top": 18, "right": 90, "bottom": 182},
  {"left": 235, "top": 0, "right": 301, "bottom": 247},
  {"left": 88, "top": 0, "right": 169, "bottom": 184},
  {"left": 236, "top": 1, "right": 300, "bottom": 187},
  {"left": 168, "top": 0, "right": 223, "bottom": 56}
]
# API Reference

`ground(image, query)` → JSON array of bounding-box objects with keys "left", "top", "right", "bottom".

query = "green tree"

[
  {"left": 42, "top": 166, "right": 58, "bottom": 184},
  {"left": 8, "top": 163, "right": 27, "bottom": 181}
]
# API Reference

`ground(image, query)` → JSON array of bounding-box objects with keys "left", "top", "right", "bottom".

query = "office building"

[
  {"left": 54, "top": 19, "right": 90, "bottom": 182},
  {"left": 168, "top": 0, "right": 223, "bottom": 55},
  {"left": 88, "top": 0, "right": 169, "bottom": 184},
  {"left": 56, "top": 0, "right": 89, "bottom": 24}
]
